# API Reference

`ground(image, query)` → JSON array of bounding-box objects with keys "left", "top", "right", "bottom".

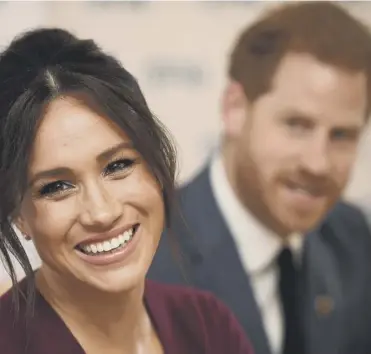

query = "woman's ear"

[
  {"left": 13, "top": 215, "right": 31, "bottom": 241},
  {"left": 22, "top": 233, "right": 32, "bottom": 241}
]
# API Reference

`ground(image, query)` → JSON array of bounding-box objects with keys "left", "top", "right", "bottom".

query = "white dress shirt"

[{"left": 210, "top": 152, "right": 303, "bottom": 354}]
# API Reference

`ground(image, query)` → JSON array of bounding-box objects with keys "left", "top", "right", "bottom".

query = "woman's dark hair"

[{"left": 0, "top": 28, "right": 177, "bottom": 312}]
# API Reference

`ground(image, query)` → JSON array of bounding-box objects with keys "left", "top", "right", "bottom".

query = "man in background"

[{"left": 148, "top": 2, "right": 371, "bottom": 354}]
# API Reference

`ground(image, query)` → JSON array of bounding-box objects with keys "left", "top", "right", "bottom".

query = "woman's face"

[{"left": 16, "top": 96, "right": 165, "bottom": 293}]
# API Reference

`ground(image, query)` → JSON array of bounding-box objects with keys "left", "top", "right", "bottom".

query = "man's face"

[{"left": 223, "top": 52, "right": 367, "bottom": 235}]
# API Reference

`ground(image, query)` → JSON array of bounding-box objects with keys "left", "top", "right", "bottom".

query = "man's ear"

[{"left": 221, "top": 80, "right": 250, "bottom": 139}]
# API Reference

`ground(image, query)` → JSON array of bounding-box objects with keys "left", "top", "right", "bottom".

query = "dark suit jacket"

[
  {"left": 0, "top": 277, "right": 253, "bottom": 354},
  {"left": 148, "top": 166, "right": 371, "bottom": 354}
]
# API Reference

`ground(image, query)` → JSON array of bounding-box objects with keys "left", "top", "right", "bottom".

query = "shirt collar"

[{"left": 210, "top": 151, "right": 303, "bottom": 274}]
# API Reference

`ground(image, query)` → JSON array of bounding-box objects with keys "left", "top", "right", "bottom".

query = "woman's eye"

[
  {"left": 39, "top": 181, "right": 73, "bottom": 197},
  {"left": 104, "top": 158, "right": 135, "bottom": 176}
]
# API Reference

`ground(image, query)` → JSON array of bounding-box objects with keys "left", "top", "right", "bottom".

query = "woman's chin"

[
  {"left": 78, "top": 265, "right": 147, "bottom": 294},
  {"left": 67, "top": 226, "right": 153, "bottom": 293}
]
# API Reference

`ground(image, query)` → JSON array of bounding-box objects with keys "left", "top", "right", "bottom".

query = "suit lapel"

[
  {"left": 182, "top": 167, "right": 272, "bottom": 354},
  {"left": 303, "top": 228, "right": 343, "bottom": 354}
]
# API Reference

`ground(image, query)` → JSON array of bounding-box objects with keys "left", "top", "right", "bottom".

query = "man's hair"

[{"left": 229, "top": 1, "right": 371, "bottom": 111}]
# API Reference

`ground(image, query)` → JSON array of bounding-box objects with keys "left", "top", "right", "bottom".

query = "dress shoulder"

[{"left": 145, "top": 280, "right": 253, "bottom": 354}]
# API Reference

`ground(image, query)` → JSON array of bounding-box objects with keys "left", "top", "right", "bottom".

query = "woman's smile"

[{"left": 75, "top": 223, "right": 141, "bottom": 266}]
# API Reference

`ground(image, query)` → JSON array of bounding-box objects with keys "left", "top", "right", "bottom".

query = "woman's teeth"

[{"left": 79, "top": 227, "right": 135, "bottom": 255}]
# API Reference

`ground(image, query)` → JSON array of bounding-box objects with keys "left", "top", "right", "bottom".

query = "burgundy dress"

[{"left": 0, "top": 278, "right": 253, "bottom": 354}]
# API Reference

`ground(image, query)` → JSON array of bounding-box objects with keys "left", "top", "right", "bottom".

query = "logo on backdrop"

[{"left": 144, "top": 59, "right": 207, "bottom": 88}]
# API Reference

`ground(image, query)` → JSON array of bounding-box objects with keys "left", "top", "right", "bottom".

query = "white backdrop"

[{"left": 1, "top": 1, "right": 371, "bottom": 283}]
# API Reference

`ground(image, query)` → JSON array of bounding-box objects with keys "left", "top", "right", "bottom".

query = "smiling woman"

[{"left": 0, "top": 29, "right": 253, "bottom": 354}]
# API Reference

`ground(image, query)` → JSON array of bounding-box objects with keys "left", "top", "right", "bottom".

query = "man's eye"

[
  {"left": 285, "top": 117, "right": 312, "bottom": 130},
  {"left": 104, "top": 158, "right": 135, "bottom": 175},
  {"left": 331, "top": 129, "right": 358, "bottom": 142},
  {"left": 39, "top": 181, "right": 72, "bottom": 197}
]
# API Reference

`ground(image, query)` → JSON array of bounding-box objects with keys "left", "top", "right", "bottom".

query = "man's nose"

[{"left": 300, "top": 138, "right": 330, "bottom": 177}]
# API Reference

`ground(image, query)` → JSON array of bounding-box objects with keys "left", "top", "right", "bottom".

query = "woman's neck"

[{"left": 35, "top": 267, "right": 153, "bottom": 353}]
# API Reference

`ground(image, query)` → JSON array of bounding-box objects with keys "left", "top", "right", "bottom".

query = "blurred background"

[{"left": 1, "top": 0, "right": 371, "bottom": 284}]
